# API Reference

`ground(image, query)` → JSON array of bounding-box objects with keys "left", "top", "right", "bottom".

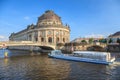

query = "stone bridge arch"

[
  {"left": 38, "top": 46, "right": 55, "bottom": 50},
  {"left": 36, "top": 43, "right": 56, "bottom": 50},
  {"left": 36, "top": 45, "right": 55, "bottom": 53},
  {"left": 87, "top": 45, "right": 105, "bottom": 51}
]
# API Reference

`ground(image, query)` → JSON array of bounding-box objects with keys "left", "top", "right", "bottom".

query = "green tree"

[
  {"left": 99, "top": 39, "right": 107, "bottom": 43},
  {"left": 89, "top": 38, "right": 93, "bottom": 44},
  {"left": 104, "top": 39, "right": 107, "bottom": 43},
  {"left": 81, "top": 40, "right": 87, "bottom": 43},
  {"left": 108, "top": 38, "right": 112, "bottom": 43},
  {"left": 99, "top": 39, "right": 103, "bottom": 43},
  {"left": 117, "top": 38, "right": 120, "bottom": 44}
]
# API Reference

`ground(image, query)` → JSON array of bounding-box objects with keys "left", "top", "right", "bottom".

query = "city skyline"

[{"left": 1, "top": 0, "right": 120, "bottom": 41}]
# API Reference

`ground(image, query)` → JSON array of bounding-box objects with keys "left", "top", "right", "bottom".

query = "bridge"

[
  {"left": 86, "top": 43, "right": 107, "bottom": 51},
  {"left": 0, "top": 41, "right": 107, "bottom": 52},
  {"left": 89, "top": 43, "right": 106, "bottom": 51},
  {"left": 0, "top": 41, "right": 56, "bottom": 50},
  {"left": 63, "top": 42, "right": 107, "bottom": 52}
]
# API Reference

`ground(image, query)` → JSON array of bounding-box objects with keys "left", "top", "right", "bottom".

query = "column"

[
  {"left": 45, "top": 30, "right": 48, "bottom": 44},
  {"left": 32, "top": 32, "right": 34, "bottom": 42},
  {"left": 38, "top": 31, "right": 41, "bottom": 42},
  {"left": 54, "top": 30, "right": 56, "bottom": 44}
]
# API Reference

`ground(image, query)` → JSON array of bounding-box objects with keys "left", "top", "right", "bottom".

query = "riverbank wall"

[{"left": 107, "top": 45, "right": 120, "bottom": 52}]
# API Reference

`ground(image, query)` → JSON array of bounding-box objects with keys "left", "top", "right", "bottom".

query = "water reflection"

[
  {"left": 0, "top": 50, "right": 120, "bottom": 80},
  {"left": 0, "top": 50, "right": 71, "bottom": 80},
  {"left": 4, "top": 58, "right": 8, "bottom": 66},
  {"left": 30, "top": 51, "right": 41, "bottom": 56}
]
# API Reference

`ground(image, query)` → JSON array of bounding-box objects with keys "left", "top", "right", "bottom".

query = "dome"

[
  {"left": 39, "top": 10, "right": 61, "bottom": 21},
  {"left": 37, "top": 10, "right": 62, "bottom": 26}
]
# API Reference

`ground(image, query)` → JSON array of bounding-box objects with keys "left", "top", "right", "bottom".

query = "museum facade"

[{"left": 9, "top": 10, "right": 70, "bottom": 45}]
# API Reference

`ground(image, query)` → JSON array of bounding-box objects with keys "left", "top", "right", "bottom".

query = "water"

[{"left": 0, "top": 49, "right": 120, "bottom": 80}]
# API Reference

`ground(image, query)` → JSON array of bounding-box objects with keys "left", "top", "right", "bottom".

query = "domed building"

[{"left": 9, "top": 10, "right": 70, "bottom": 46}]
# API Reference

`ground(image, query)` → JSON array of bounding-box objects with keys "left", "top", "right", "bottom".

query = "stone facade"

[{"left": 9, "top": 10, "right": 70, "bottom": 45}]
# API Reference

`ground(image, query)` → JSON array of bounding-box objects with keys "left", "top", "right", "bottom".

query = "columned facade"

[{"left": 9, "top": 10, "right": 70, "bottom": 46}]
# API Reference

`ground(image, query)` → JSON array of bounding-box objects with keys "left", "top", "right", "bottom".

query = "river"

[{"left": 0, "top": 49, "right": 120, "bottom": 80}]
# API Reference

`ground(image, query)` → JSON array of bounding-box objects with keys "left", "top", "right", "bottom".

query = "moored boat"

[{"left": 48, "top": 50, "right": 115, "bottom": 65}]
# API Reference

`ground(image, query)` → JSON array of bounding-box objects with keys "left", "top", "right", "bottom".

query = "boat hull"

[{"left": 48, "top": 54, "right": 113, "bottom": 65}]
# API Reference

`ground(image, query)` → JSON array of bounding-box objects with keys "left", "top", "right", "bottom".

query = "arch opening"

[
  {"left": 48, "top": 37, "right": 52, "bottom": 43},
  {"left": 87, "top": 45, "right": 104, "bottom": 51}
]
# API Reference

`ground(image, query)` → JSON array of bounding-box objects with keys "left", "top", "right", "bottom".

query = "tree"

[
  {"left": 104, "top": 39, "right": 107, "bottom": 43},
  {"left": 99, "top": 39, "right": 107, "bottom": 43},
  {"left": 99, "top": 39, "right": 102, "bottom": 43},
  {"left": 117, "top": 38, "right": 120, "bottom": 44},
  {"left": 108, "top": 38, "right": 112, "bottom": 43},
  {"left": 81, "top": 40, "right": 87, "bottom": 44},
  {"left": 89, "top": 38, "right": 93, "bottom": 44}
]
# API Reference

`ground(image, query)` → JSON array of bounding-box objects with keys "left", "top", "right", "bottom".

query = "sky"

[{"left": 0, "top": 0, "right": 120, "bottom": 41}]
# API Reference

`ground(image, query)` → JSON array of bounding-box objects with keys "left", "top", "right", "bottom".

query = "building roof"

[{"left": 109, "top": 31, "right": 120, "bottom": 37}]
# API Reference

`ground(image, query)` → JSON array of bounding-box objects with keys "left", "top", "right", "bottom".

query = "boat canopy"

[
  {"left": 51, "top": 50, "right": 62, "bottom": 55},
  {"left": 73, "top": 51, "right": 111, "bottom": 61}
]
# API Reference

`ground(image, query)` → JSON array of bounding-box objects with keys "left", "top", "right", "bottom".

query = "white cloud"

[
  {"left": 24, "top": 16, "right": 30, "bottom": 20},
  {"left": 0, "top": 35, "right": 5, "bottom": 39},
  {"left": 0, "top": 35, "right": 8, "bottom": 41},
  {"left": 85, "top": 34, "right": 104, "bottom": 38}
]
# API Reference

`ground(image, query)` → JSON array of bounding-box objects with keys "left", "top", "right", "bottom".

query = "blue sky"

[{"left": 0, "top": 0, "right": 120, "bottom": 41}]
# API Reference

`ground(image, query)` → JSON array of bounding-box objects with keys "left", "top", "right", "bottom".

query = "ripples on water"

[{"left": 0, "top": 49, "right": 120, "bottom": 80}]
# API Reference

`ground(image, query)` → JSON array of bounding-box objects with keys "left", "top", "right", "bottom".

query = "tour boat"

[{"left": 48, "top": 50, "right": 115, "bottom": 65}]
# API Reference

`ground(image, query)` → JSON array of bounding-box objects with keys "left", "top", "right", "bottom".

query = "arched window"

[
  {"left": 41, "top": 37, "right": 44, "bottom": 42},
  {"left": 56, "top": 37, "right": 59, "bottom": 43},
  {"left": 63, "top": 38, "right": 65, "bottom": 42},
  {"left": 48, "top": 37, "right": 52, "bottom": 43}
]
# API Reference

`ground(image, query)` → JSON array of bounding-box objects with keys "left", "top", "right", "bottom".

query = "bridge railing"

[
  {"left": 33, "top": 42, "right": 56, "bottom": 46},
  {"left": 0, "top": 41, "right": 56, "bottom": 46}
]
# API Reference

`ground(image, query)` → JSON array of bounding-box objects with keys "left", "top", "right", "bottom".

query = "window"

[
  {"left": 63, "top": 38, "right": 65, "bottom": 42},
  {"left": 41, "top": 31, "right": 45, "bottom": 36},
  {"left": 56, "top": 37, "right": 59, "bottom": 43},
  {"left": 48, "top": 37, "right": 52, "bottom": 43},
  {"left": 56, "top": 31, "right": 59, "bottom": 35},
  {"left": 41, "top": 37, "right": 44, "bottom": 42},
  {"left": 35, "top": 38, "right": 38, "bottom": 41},
  {"left": 48, "top": 31, "right": 52, "bottom": 35},
  {"left": 29, "top": 35, "right": 32, "bottom": 41}
]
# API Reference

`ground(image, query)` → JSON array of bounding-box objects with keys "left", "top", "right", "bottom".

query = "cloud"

[
  {"left": 0, "top": 35, "right": 5, "bottom": 39},
  {"left": 24, "top": 16, "right": 30, "bottom": 20},
  {"left": 85, "top": 34, "right": 104, "bottom": 38},
  {"left": 0, "top": 35, "right": 8, "bottom": 41}
]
